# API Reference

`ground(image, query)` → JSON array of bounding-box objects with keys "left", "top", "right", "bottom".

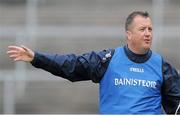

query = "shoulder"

[
  {"left": 97, "top": 48, "right": 115, "bottom": 63},
  {"left": 151, "top": 51, "right": 163, "bottom": 59}
]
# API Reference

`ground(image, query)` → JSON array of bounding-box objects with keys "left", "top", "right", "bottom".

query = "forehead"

[{"left": 132, "top": 16, "right": 152, "bottom": 27}]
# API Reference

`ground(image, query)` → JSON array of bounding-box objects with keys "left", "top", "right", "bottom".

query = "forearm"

[
  {"left": 31, "top": 52, "right": 90, "bottom": 81},
  {"left": 30, "top": 49, "right": 114, "bottom": 83},
  {"left": 31, "top": 52, "right": 57, "bottom": 74}
]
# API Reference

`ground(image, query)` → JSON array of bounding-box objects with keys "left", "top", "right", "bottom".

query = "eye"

[
  {"left": 148, "top": 27, "right": 152, "bottom": 32},
  {"left": 139, "top": 28, "right": 145, "bottom": 32}
]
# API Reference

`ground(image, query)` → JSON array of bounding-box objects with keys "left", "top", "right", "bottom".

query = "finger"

[
  {"left": 14, "top": 57, "right": 21, "bottom": 61},
  {"left": 8, "top": 46, "right": 23, "bottom": 51},
  {"left": 6, "top": 50, "right": 19, "bottom": 55},
  {"left": 9, "top": 54, "right": 19, "bottom": 58}
]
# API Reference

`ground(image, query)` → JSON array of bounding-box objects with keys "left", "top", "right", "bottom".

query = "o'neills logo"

[
  {"left": 129, "top": 67, "right": 144, "bottom": 73},
  {"left": 114, "top": 78, "right": 157, "bottom": 89}
]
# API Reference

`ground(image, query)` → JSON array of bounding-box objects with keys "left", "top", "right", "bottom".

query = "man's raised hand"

[{"left": 7, "top": 45, "right": 34, "bottom": 62}]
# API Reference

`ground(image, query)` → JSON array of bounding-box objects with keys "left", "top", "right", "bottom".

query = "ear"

[{"left": 126, "top": 30, "right": 132, "bottom": 40}]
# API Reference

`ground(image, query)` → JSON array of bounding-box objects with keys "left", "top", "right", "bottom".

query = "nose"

[{"left": 145, "top": 28, "right": 151, "bottom": 36}]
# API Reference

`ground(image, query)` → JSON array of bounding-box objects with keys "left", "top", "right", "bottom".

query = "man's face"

[{"left": 126, "top": 16, "right": 153, "bottom": 54}]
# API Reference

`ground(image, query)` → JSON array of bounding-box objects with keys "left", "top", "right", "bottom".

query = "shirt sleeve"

[
  {"left": 161, "top": 59, "right": 180, "bottom": 114},
  {"left": 30, "top": 49, "right": 114, "bottom": 83}
]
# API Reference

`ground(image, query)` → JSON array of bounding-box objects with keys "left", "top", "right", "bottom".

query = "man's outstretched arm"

[{"left": 7, "top": 45, "right": 114, "bottom": 83}]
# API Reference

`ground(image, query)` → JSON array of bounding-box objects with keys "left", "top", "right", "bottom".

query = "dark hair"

[{"left": 125, "top": 11, "right": 150, "bottom": 31}]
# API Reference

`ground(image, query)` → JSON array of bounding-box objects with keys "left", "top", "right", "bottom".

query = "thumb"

[
  {"left": 21, "top": 45, "right": 29, "bottom": 52},
  {"left": 21, "top": 45, "right": 35, "bottom": 61}
]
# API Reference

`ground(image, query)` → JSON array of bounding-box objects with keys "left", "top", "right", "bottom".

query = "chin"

[
  {"left": 145, "top": 44, "right": 151, "bottom": 48},
  {"left": 143, "top": 44, "right": 151, "bottom": 50}
]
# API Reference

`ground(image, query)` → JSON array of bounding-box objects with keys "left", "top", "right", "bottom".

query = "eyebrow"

[{"left": 138, "top": 25, "right": 152, "bottom": 28}]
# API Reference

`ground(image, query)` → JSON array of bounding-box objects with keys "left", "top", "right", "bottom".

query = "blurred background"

[{"left": 0, "top": 0, "right": 180, "bottom": 114}]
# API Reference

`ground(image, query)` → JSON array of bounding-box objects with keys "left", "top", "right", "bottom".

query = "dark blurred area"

[{"left": 0, "top": 0, "right": 180, "bottom": 114}]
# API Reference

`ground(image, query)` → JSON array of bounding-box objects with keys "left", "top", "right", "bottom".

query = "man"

[{"left": 7, "top": 11, "right": 180, "bottom": 114}]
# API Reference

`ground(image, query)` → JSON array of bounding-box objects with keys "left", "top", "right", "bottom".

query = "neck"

[
  {"left": 127, "top": 44, "right": 149, "bottom": 55},
  {"left": 124, "top": 45, "right": 152, "bottom": 63}
]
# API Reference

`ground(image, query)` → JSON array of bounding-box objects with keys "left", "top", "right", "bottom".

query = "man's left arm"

[{"left": 161, "top": 59, "right": 180, "bottom": 114}]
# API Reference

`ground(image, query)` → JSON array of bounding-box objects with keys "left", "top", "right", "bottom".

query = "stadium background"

[{"left": 0, "top": 0, "right": 180, "bottom": 114}]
